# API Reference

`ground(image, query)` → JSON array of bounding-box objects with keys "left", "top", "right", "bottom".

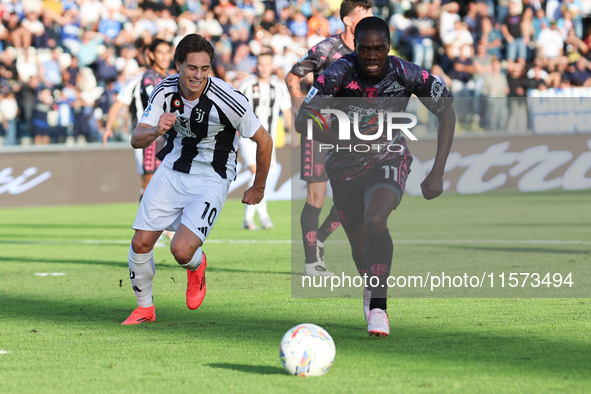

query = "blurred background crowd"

[{"left": 1, "top": 0, "right": 591, "bottom": 146}]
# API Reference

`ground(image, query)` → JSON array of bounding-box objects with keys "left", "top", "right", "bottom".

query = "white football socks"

[
  {"left": 244, "top": 203, "right": 256, "bottom": 224},
  {"left": 244, "top": 173, "right": 270, "bottom": 225},
  {"left": 256, "top": 200, "right": 270, "bottom": 224},
  {"left": 181, "top": 247, "right": 203, "bottom": 271},
  {"left": 128, "top": 246, "right": 155, "bottom": 308}
]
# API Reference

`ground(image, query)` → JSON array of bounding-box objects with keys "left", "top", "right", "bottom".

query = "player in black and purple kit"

[
  {"left": 287, "top": 0, "right": 373, "bottom": 277},
  {"left": 296, "top": 17, "right": 456, "bottom": 337}
]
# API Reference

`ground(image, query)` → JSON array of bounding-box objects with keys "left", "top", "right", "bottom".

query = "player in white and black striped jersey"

[
  {"left": 121, "top": 34, "right": 273, "bottom": 325},
  {"left": 238, "top": 52, "right": 292, "bottom": 230}
]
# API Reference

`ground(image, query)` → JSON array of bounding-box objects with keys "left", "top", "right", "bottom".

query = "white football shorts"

[{"left": 133, "top": 164, "right": 231, "bottom": 242}]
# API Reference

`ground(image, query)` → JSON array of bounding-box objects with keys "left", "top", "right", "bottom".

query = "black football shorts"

[{"left": 330, "top": 153, "right": 413, "bottom": 228}]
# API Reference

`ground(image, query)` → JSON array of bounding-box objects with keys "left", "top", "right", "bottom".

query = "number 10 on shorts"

[{"left": 382, "top": 165, "right": 398, "bottom": 182}]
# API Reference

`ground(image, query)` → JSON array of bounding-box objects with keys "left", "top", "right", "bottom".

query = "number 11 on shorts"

[{"left": 382, "top": 165, "right": 398, "bottom": 182}]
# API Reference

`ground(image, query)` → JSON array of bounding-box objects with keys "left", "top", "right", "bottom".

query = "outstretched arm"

[
  {"left": 420, "top": 106, "right": 456, "bottom": 200},
  {"left": 242, "top": 126, "right": 273, "bottom": 205}
]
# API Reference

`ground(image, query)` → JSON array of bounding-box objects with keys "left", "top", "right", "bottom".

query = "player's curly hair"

[
  {"left": 354, "top": 16, "right": 390, "bottom": 44},
  {"left": 174, "top": 34, "right": 215, "bottom": 64}
]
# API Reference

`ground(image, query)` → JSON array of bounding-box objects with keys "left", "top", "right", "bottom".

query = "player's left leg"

[
  {"left": 363, "top": 186, "right": 400, "bottom": 337},
  {"left": 173, "top": 174, "right": 231, "bottom": 310},
  {"left": 170, "top": 224, "right": 207, "bottom": 310}
]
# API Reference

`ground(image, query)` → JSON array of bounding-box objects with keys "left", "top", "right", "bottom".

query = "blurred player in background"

[
  {"left": 103, "top": 39, "right": 173, "bottom": 201},
  {"left": 121, "top": 34, "right": 273, "bottom": 325},
  {"left": 287, "top": 0, "right": 373, "bottom": 276},
  {"left": 103, "top": 39, "right": 175, "bottom": 240},
  {"left": 296, "top": 17, "right": 455, "bottom": 337},
  {"left": 238, "top": 52, "right": 291, "bottom": 230}
]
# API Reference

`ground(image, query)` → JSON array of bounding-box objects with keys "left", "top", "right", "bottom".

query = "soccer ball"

[{"left": 279, "top": 323, "right": 336, "bottom": 377}]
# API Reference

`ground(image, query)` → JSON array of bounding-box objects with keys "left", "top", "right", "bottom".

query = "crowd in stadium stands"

[{"left": 1, "top": 0, "right": 591, "bottom": 146}]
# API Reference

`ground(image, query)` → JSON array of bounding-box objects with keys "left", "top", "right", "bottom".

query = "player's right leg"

[
  {"left": 332, "top": 176, "right": 388, "bottom": 333},
  {"left": 172, "top": 172, "right": 232, "bottom": 310},
  {"left": 122, "top": 229, "right": 162, "bottom": 325},
  {"left": 123, "top": 165, "right": 184, "bottom": 324}
]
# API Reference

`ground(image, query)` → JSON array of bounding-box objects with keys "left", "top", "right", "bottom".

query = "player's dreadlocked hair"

[
  {"left": 174, "top": 34, "right": 215, "bottom": 64},
  {"left": 354, "top": 16, "right": 390, "bottom": 45},
  {"left": 340, "top": 0, "right": 373, "bottom": 21}
]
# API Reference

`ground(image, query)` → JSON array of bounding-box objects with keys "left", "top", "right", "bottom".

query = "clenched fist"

[{"left": 158, "top": 113, "right": 177, "bottom": 135}]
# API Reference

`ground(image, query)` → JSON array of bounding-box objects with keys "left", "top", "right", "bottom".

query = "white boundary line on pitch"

[
  {"left": 2, "top": 239, "right": 591, "bottom": 245},
  {"left": 35, "top": 273, "right": 66, "bottom": 276}
]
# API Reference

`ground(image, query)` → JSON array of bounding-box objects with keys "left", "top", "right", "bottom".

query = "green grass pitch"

[{"left": 0, "top": 190, "right": 590, "bottom": 393}]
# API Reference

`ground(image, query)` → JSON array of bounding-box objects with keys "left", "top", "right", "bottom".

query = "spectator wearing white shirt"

[
  {"left": 155, "top": 9, "right": 179, "bottom": 42},
  {"left": 0, "top": 91, "right": 19, "bottom": 146},
  {"left": 79, "top": 0, "right": 105, "bottom": 30},
  {"left": 20, "top": 11, "right": 45, "bottom": 42},
  {"left": 115, "top": 45, "right": 140, "bottom": 81},
  {"left": 444, "top": 20, "right": 474, "bottom": 60},
  {"left": 197, "top": 11, "right": 224, "bottom": 38},
  {"left": 132, "top": 8, "right": 158, "bottom": 38},
  {"left": 439, "top": 1, "right": 461, "bottom": 45},
  {"left": 538, "top": 20, "right": 566, "bottom": 71},
  {"left": 15, "top": 47, "right": 38, "bottom": 83}
]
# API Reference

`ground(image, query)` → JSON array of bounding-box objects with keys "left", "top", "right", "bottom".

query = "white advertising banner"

[{"left": 1, "top": 133, "right": 590, "bottom": 207}]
